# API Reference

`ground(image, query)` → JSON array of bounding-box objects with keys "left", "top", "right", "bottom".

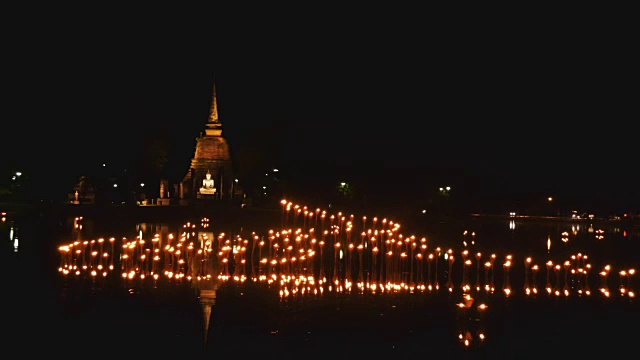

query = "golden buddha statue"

[{"left": 199, "top": 171, "right": 216, "bottom": 195}]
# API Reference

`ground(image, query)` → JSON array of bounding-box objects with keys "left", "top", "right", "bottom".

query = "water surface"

[{"left": 3, "top": 206, "right": 639, "bottom": 358}]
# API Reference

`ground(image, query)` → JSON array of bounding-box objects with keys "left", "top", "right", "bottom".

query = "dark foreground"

[{"left": 15, "top": 277, "right": 639, "bottom": 358}]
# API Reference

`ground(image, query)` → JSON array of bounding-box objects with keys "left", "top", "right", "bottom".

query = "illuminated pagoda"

[{"left": 176, "top": 82, "right": 233, "bottom": 204}]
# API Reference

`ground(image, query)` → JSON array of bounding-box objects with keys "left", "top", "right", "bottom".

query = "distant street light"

[
  {"left": 548, "top": 197, "right": 553, "bottom": 202},
  {"left": 231, "top": 179, "right": 239, "bottom": 200},
  {"left": 140, "top": 183, "right": 145, "bottom": 187},
  {"left": 338, "top": 182, "right": 352, "bottom": 199}
]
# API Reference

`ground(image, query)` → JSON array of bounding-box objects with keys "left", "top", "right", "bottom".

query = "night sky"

[{"left": 3, "top": 13, "right": 638, "bottom": 209}]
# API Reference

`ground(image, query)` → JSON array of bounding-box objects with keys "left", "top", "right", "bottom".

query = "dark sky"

[{"left": 3, "top": 12, "right": 638, "bottom": 207}]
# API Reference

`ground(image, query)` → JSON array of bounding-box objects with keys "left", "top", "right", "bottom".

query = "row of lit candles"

[
  {"left": 60, "top": 200, "right": 637, "bottom": 299},
  {"left": 59, "top": 235, "right": 636, "bottom": 299}
]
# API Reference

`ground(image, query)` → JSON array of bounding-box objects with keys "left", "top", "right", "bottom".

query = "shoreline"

[
  {"left": 3, "top": 202, "right": 639, "bottom": 227},
  {"left": 470, "top": 213, "right": 640, "bottom": 226},
  {"left": 0, "top": 202, "right": 278, "bottom": 223}
]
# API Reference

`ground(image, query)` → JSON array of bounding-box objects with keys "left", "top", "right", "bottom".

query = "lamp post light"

[
  {"left": 338, "top": 182, "right": 348, "bottom": 197},
  {"left": 138, "top": 183, "right": 145, "bottom": 205},
  {"left": 232, "top": 178, "right": 238, "bottom": 200},
  {"left": 11, "top": 172, "right": 23, "bottom": 199}
]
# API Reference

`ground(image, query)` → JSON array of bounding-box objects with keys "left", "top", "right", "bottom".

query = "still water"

[{"left": 3, "top": 206, "right": 639, "bottom": 358}]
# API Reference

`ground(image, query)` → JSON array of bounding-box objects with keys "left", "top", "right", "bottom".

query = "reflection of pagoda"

[
  {"left": 191, "top": 235, "right": 220, "bottom": 344},
  {"left": 174, "top": 82, "right": 233, "bottom": 204}
]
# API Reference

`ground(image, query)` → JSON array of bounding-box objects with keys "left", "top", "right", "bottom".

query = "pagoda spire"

[
  {"left": 204, "top": 81, "right": 222, "bottom": 136},
  {"left": 207, "top": 82, "right": 219, "bottom": 124}
]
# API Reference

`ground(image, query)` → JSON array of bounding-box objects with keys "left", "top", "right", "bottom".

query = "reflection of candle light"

[
  {"left": 475, "top": 252, "right": 482, "bottom": 291},
  {"left": 462, "top": 259, "right": 472, "bottom": 292},
  {"left": 503, "top": 257, "right": 511, "bottom": 296},
  {"left": 628, "top": 269, "right": 635, "bottom": 298},
  {"left": 546, "top": 261, "right": 553, "bottom": 294},
  {"left": 554, "top": 265, "right": 562, "bottom": 296},
  {"left": 446, "top": 251, "right": 455, "bottom": 292},
  {"left": 434, "top": 247, "right": 441, "bottom": 290},
  {"left": 489, "top": 254, "right": 496, "bottom": 292},
  {"left": 319, "top": 237, "right": 326, "bottom": 279},
  {"left": 531, "top": 265, "right": 539, "bottom": 294},
  {"left": 563, "top": 261, "right": 571, "bottom": 296},
  {"left": 619, "top": 270, "right": 627, "bottom": 296},
  {"left": 524, "top": 257, "right": 531, "bottom": 294},
  {"left": 461, "top": 250, "right": 469, "bottom": 289},
  {"left": 583, "top": 264, "right": 591, "bottom": 295},
  {"left": 371, "top": 245, "right": 379, "bottom": 285},
  {"left": 484, "top": 261, "right": 491, "bottom": 292},
  {"left": 427, "top": 253, "right": 434, "bottom": 290}
]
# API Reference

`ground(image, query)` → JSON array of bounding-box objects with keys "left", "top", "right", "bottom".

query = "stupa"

[{"left": 178, "top": 82, "right": 233, "bottom": 203}]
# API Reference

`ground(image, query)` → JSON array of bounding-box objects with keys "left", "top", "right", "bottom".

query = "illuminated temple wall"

[{"left": 180, "top": 135, "right": 233, "bottom": 201}]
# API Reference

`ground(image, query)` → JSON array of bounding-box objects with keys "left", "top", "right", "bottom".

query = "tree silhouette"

[{"left": 138, "top": 129, "right": 171, "bottom": 179}]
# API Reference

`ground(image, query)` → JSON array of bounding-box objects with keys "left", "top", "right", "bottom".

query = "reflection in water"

[
  {"left": 199, "top": 289, "right": 217, "bottom": 344},
  {"left": 462, "top": 230, "right": 476, "bottom": 246},
  {"left": 53, "top": 200, "right": 639, "bottom": 350},
  {"left": 6, "top": 221, "right": 18, "bottom": 253},
  {"left": 547, "top": 235, "right": 551, "bottom": 253},
  {"left": 456, "top": 291, "right": 488, "bottom": 348},
  {"left": 59, "top": 217, "right": 222, "bottom": 343}
]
